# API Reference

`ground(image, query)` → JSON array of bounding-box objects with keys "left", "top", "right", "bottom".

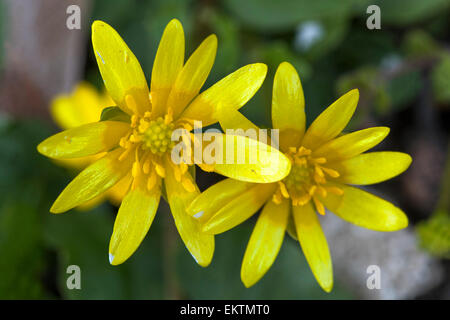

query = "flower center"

[
  {"left": 273, "top": 146, "right": 344, "bottom": 215},
  {"left": 139, "top": 117, "right": 175, "bottom": 155}
]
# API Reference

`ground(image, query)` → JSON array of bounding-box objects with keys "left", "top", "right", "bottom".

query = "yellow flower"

[
  {"left": 187, "top": 62, "right": 412, "bottom": 291},
  {"left": 50, "top": 82, "right": 131, "bottom": 208},
  {"left": 37, "top": 19, "right": 290, "bottom": 267}
]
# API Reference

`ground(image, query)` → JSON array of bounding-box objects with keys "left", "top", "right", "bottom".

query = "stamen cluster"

[{"left": 273, "top": 146, "right": 344, "bottom": 214}]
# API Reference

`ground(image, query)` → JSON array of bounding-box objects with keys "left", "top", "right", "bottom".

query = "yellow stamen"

[
  {"left": 279, "top": 181, "right": 290, "bottom": 198},
  {"left": 182, "top": 177, "right": 196, "bottom": 193},
  {"left": 147, "top": 171, "right": 157, "bottom": 191},
  {"left": 313, "top": 197, "right": 326, "bottom": 215},
  {"left": 277, "top": 145, "right": 343, "bottom": 214},
  {"left": 154, "top": 161, "right": 166, "bottom": 178}
]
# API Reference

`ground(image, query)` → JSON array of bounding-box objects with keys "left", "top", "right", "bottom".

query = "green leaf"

[
  {"left": 100, "top": 106, "right": 131, "bottom": 123},
  {"left": 0, "top": 191, "right": 47, "bottom": 299},
  {"left": 294, "top": 17, "right": 349, "bottom": 61},
  {"left": 387, "top": 70, "right": 422, "bottom": 111},
  {"left": 375, "top": 0, "right": 450, "bottom": 26},
  {"left": 417, "top": 210, "right": 450, "bottom": 259},
  {"left": 223, "top": 0, "right": 358, "bottom": 33},
  {"left": 403, "top": 29, "right": 442, "bottom": 59},
  {"left": 432, "top": 54, "right": 450, "bottom": 105}
]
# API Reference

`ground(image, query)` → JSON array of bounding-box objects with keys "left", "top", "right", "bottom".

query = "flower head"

[
  {"left": 187, "top": 62, "right": 411, "bottom": 291},
  {"left": 38, "top": 20, "right": 290, "bottom": 267}
]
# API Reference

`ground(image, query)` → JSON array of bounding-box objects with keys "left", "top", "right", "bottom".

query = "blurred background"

[{"left": 0, "top": 0, "right": 449, "bottom": 299}]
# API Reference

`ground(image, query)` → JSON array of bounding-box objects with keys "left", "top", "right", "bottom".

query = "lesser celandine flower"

[
  {"left": 37, "top": 19, "right": 290, "bottom": 267},
  {"left": 187, "top": 62, "right": 412, "bottom": 291},
  {"left": 50, "top": 82, "right": 131, "bottom": 207}
]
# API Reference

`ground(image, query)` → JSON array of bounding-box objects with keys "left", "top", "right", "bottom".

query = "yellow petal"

[
  {"left": 53, "top": 153, "right": 105, "bottom": 170},
  {"left": 109, "top": 176, "right": 161, "bottom": 265},
  {"left": 92, "top": 20, "right": 150, "bottom": 115},
  {"left": 293, "top": 202, "right": 333, "bottom": 292},
  {"left": 151, "top": 19, "right": 185, "bottom": 119},
  {"left": 106, "top": 173, "right": 133, "bottom": 206},
  {"left": 202, "top": 183, "right": 276, "bottom": 234},
  {"left": 329, "top": 152, "right": 412, "bottom": 185},
  {"left": 167, "top": 34, "right": 217, "bottom": 119},
  {"left": 313, "top": 127, "right": 390, "bottom": 161},
  {"left": 180, "top": 63, "right": 267, "bottom": 126},
  {"left": 76, "top": 193, "right": 107, "bottom": 211},
  {"left": 218, "top": 109, "right": 259, "bottom": 133},
  {"left": 209, "top": 133, "right": 291, "bottom": 183},
  {"left": 241, "top": 198, "right": 289, "bottom": 287},
  {"left": 272, "top": 62, "right": 305, "bottom": 150},
  {"left": 187, "top": 178, "right": 253, "bottom": 222},
  {"left": 302, "top": 89, "right": 359, "bottom": 149},
  {"left": 50, "top": 148, "right": 134, "bottom": 213},
  {"left": 286, "top": 213, "right": 298, "bottom": 241},
  {"left": 50, "top": 83, "right": 106, "bottom": 129},
  {"left": 322, "top": 183, "right": 409, "bottom": 231},
  {"left": 37, "top": 121, "right": 130, "bottom": 159},
  {"left": 164, "top": 161, "right": 214, "bottom": 267}
]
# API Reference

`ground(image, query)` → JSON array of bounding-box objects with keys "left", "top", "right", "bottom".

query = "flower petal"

[
  {"left": 92, "top": 21, "right": 150, "bottom": 115},
  {"left": 293, "top": 202, "right": 333, "bottom": 292},
  {"left": 167, "top": 34, "right": 217, "bottom": 119},
  {"left": 302, "top": 89, "right": 359, "bottom": 149},
  {"left": 109, "top": 176, "right": 161, "bottom": 265},
  {"left": 187, "top": 178, "right": 254, "bottom": 222},
  {"left": 329, "top": 152, "right": 412, "bottom": 185},
  {"left": 50, "top": 83, "right": 107, "bottom": 129},
  {"left": 180, "top": 63, "right": 267, "bottom": 126},
  {"left": 50, "top": 148, "right": 134, "bottom": 213},
  {"left": 151, "top": 19, "right": 185, "bottom": 118},
  {"left": 208, "top": 133, "right": 291, "bottom": 183},
  {"left": 201, "top": 183, "right": 276, "bottom": 234},
  {"left": 37, "top": 121, "right": 130, "bottom": 159},
  {"left": 272, "top": 62, "right": 305, "bottom": 150},
  {"left": 241, "top": 198, "right": 289, "bottom": 287},
  {"left": 164, "top": 161, "right": 214, "bottom": 267},
  {"left": 322, "top": 183, "right": 409, "bottom": 231},
  {"left": 313, "top": 127, "right": 390, "bottom": 161},
  {"left": 218, "top": 109, "right": 259, "bottom": 133},
  {"left": 106, "top": 173, "right": 133, "bottom": 206}
]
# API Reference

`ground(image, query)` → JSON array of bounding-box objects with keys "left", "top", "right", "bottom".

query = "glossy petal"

[
  {"left": 50, "top": 148, "right": 134, "bottom": 213},
  {"left": 313, "top": 127, "right": 390, "bottom": 161},
  {"left": 329, "top": 152, "right": 412, "bottom": 185},
  {"left": 241, "top": 198, "right": 289, "bottom": 287},
  {"left": 54, "top": 153, "right": 105, "bottom": 170},
  {"left": 218, "top": 109, "right": 259, "bottom": 133},
  {"left": 180, "top": 64, "right": 267, "bottom": 126},
  {"left": 302, "top": 89, "right": 359, "bottom": 150},
  {"left": 187, "top": 179, "right": 253, "bottom": 222},
  {"left": 76, "top": 193, "right": 107, "bottom": 211},
  {"left": 151, "top": 19, "right": 185, "bottom": 118},
  {"left": 322, "top": 183, "right": 409, "bottom": 231},
  {"left": 207, "top": 133, "right": 291, "bottom": 183},
  {"left": 92, "top": 21, "right": 150, "bottom": 115},
  {"left": 50, "top": 83, "right": 108, "bottom": 129},
  {"left": 109, "top": 176, "right": 160, "bottom": 265},
  {"left": 167, "top": 34, "right": 217, "bottom": 119},
  {"left": 106, "top": 173, "right": 133, "bottom": 206},
  {"left": 293, "top": 202, "right": 333, "bottom": 292},
  {"left": 202, "top": 183, "right": 276, "bottom": 234},
  {"left": 164, "top": 161, "right": 214, "bottom": 267},
  {"left": 37, "top": 121, "right": 130, "bottom": 159},
  {"left": 272, "top": 62, "right": 305, "bottom": 150}
]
